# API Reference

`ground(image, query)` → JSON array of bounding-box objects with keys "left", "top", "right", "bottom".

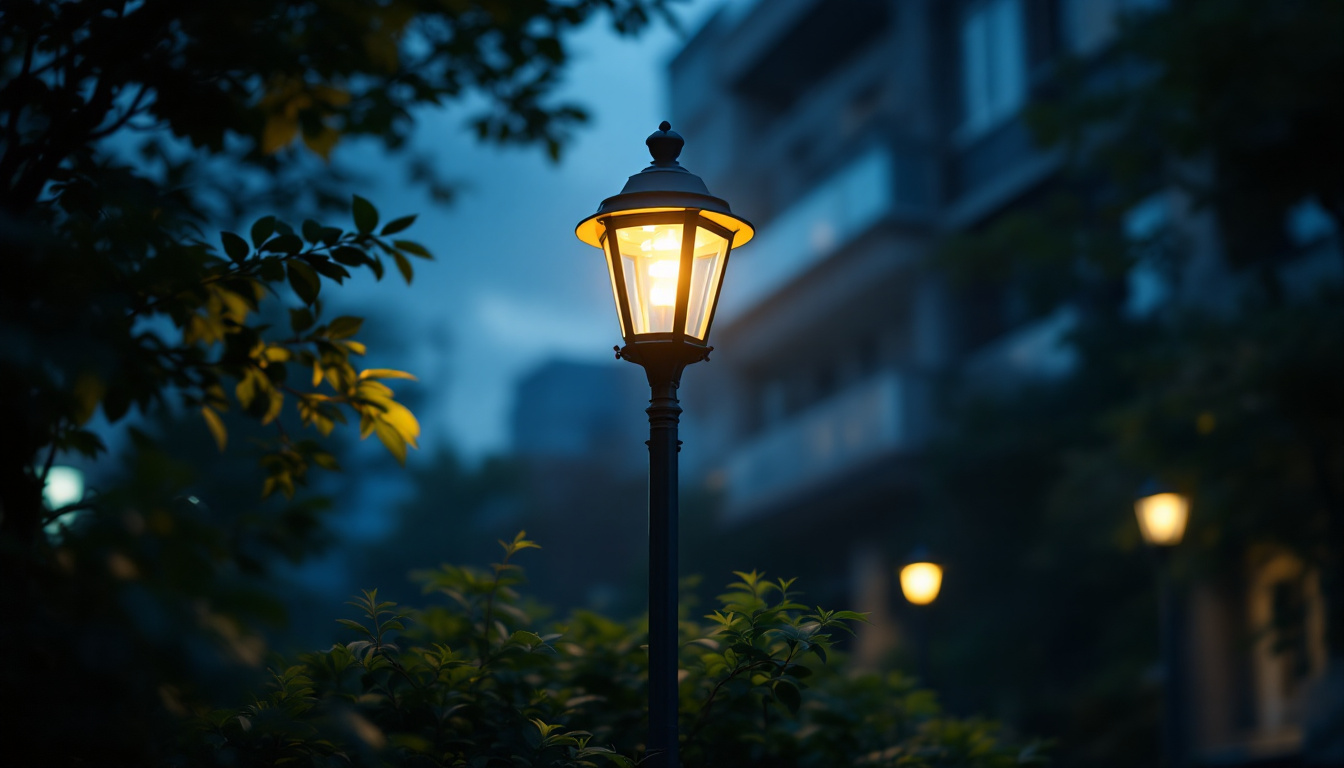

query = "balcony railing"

[{"left": 721, "top": 370, "right": 919, "bottom": 523}]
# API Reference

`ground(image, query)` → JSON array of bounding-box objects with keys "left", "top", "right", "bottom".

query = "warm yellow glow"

[
  {"left": 1135, "top": 492, "right": 1190, "bottom": 547},
  {"left": 649, "top": 281, "right": 677, "bottom": 306},
  {"left": 576, "top": 206, "right": 753, "bottom": 248},
  {"left": 648, "top": 260, "right": 679, "bottom": 278},
  {"left": 604, "top": 217, "right": 730, "bottom": 338},
  {"left": 899, "top": 562, "right": 943, "bottom": 605}
]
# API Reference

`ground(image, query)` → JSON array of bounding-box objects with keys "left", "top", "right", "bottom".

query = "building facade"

[{"left": 667, "top": 1, "right": 1337, "bottom": 766}]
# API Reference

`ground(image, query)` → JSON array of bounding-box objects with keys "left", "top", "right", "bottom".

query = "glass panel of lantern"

[{"left": 608, "top": 219, "right": 728, "bottom": 340}]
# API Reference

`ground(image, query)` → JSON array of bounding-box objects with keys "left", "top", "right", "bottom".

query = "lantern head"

[{"left": 576, "top": 122, "right": 752, "bottom": 382}]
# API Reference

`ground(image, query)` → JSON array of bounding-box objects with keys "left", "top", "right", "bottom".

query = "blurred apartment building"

[
  {"left": 508, "top": 359, "right": 651, "bottom": 612},
  {"left": 667, "top": 0, "right": 1337, "bottom": 765}
]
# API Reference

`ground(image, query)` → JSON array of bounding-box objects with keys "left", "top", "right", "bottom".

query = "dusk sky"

[{"left": 328, "top": 0, "right": 730, "bottom": 461}]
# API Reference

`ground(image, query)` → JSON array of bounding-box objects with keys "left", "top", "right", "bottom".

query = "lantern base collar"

[{"left": 616, "top": 339, "right": 713, "bottom": 388}]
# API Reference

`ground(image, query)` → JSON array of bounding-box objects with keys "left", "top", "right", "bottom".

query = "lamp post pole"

[
  {"left": 1153, "top": 546, "right": 1184, "bottom": 768},
  {"left": 898, "top": 556, "right": 943, "bottom": 687},
  {"left": 646, "top": 376, "right": 681, "bottom": 765},
  {"left": 574, "top": 122, "right": 754, "bottom": 768}
]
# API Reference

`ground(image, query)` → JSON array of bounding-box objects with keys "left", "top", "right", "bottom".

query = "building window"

[
  {"left": 1123, "top": 193, "right": 1173, "bottom": 319},
  {"left": 960, "top": 0, "right": 1027, "bottom": 139},
  {"left": 1061, "top": 0, "right": 1167, "bottom": 56}
]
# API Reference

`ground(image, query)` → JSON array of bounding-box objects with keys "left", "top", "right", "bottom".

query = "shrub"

[{"left": 184, "top": 534, "right": 1047, "bottom": 767}]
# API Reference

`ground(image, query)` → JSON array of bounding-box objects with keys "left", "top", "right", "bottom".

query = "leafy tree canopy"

[{"left": 0, "top": 0, "right": 676, "bottom": 547}]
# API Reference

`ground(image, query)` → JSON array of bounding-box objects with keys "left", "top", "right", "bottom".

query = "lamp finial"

[{"left": 646, "top": 122, "right": 683, "bottom": 167}]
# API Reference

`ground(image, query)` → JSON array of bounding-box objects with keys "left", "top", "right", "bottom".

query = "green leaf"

[
  {"left": 393, "top": 239, "right": 432, "bottom": 259},
  {"left": 263, "top": 234, "right": 305, "bottom": 255},
  {"left": 287, "top": 262, "right": 321, "bottom": 304},
  {"left": 774, "top": 679, "right": 801, "bottom": 714},
  {"left": 221, "top": 231, "right": 250, "bottom": 263},
  {"left": 392, "top": 251, "right": 413, "bottom": 284},
  {"left": 250, "top": 215, "right": 276, "bottom": 248},
  {"left": 327, "top": 316, "right": 363, "bottom": 340},
  {"left": 60, "top": 429, "right": 106, "bottom": 458},
  {"left": 257, "top": 257, "right": 285, "bottom": 282},
  {"left": 380, "top": 214, "right": 417, "bottom": 235},
  {"left": 308, "top": 257, "right": 350, "bottom": 282},
  {"left": 289, "top": 307, "right": 314, "bottom": 332},
  {"left": 301, "top": 219, "right": 323, "bottom": 243},
  {"left": 352, "top": 195, "right": 378, "bottom": 234},
  {"left": 332, "top": 246, "right": 367, "bottom": 266}
]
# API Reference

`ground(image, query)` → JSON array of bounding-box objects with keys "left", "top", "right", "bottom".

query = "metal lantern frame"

[{"left": 576, "top": 121, "right": 753, "bottom": 386}]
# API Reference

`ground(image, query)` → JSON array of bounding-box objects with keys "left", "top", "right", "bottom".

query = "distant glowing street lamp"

[
  {"left": 575, "top": 122, "right": 752, "bottom": 768},
  {"left": 899, "top": 561, "right": 943, "bottom": 606},
  {"left": 1135, "top": 490, "right": 1190, "bottom": 548},
  {"left": 898, "top": 550, "right": 942, "bottom": 685},
  {"left": 1135, "top": 483, "right": 1190, "bottom": 767}
]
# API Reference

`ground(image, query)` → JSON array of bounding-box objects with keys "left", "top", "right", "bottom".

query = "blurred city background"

[{"left": 6, "top": 0, "right": 1341, "bottom": 766}]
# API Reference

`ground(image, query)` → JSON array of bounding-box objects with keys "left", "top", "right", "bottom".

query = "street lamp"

[
  {"left": 898, "top": 551, "right": 942, "bottom": 684},
  {"left": 1135, "top": 483, "right": 1190, "bottom": 767},
  {"left": 575, "top": 122, "right": 752, "bottom": 767}
]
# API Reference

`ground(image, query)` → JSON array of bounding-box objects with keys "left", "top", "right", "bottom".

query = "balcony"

[
  {"left": 716, "top": 146, "right": 896, "bottom": 325},
  {"left": 721, "top": 370, "right": 924, "bottom": 524}
]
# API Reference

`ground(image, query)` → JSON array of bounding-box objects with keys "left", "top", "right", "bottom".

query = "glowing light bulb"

[
  {"left": 648, "top": 260, "right": 678, "bottom": 278},
  {"left": 650, "top": 283, "right": 676, "bottom": 306},
  {"left": 652, "top": 233, "right": 679, "bottom": 251}
]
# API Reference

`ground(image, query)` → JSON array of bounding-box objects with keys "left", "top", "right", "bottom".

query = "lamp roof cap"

[{"left": 574, "top": 122, "right": 753, "bottom": 247}]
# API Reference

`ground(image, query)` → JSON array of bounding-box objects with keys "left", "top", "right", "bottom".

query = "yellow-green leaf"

[
  {"left": 262, "top": 114, "right": 298, "bottom": 154},
  {"left": 379, "top": 399, "right": 420, "bottom": 448},
  {"left": 260, "top": 389, "right": 284, "bottom": 426},
  {"left": 358, "top": 369, "right": 417, "bottom": 381},
  {"left": 373, "top": 419, "right": 407, "bottom": 464},
  {"left": 202, "top": 407, "right": 227, "bottom": 451},
  {"left": 302, "top": 125, "right": 340, "bottom": 161},
  {"left": 236, "top": 371, "right": 258, "bottom": 408}
]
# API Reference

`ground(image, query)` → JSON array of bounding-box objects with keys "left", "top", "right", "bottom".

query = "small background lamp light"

[
  {"left": 1135, "top": 488, "right": 1190, "bottom": 547},
  {"left": 899, "top": 560, "right": 944, "bottom": 606}
]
